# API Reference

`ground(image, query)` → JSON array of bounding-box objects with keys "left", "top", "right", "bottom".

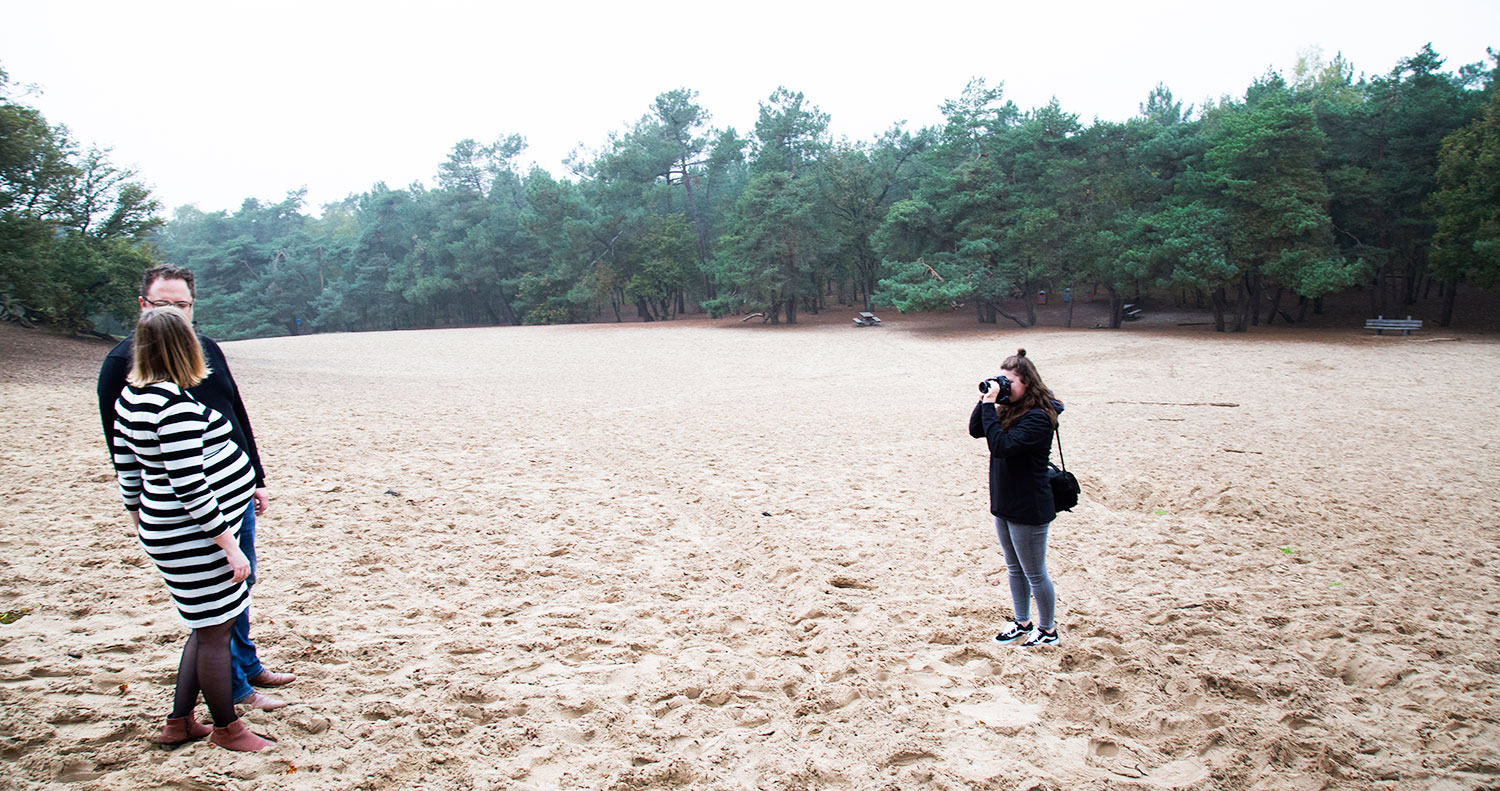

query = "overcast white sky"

[{"left": 3, "top": 1, "right": 1495, "bottom": 214}]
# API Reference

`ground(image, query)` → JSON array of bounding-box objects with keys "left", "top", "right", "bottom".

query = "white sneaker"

[
  {"left": 992, "top": 620, "right": 1033, "bottom": 644},
  {"left": 1020, "top": 627, "right": 1060, "bottom": 647}
]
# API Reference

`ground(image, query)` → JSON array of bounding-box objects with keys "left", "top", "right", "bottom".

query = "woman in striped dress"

[{"left": 111, "top": 307, "right": 274, "bottom": 751}]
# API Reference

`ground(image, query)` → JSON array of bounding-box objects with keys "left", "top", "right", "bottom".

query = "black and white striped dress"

[{"left": 113, "top": 381, "right": 257, "bottom": 628}]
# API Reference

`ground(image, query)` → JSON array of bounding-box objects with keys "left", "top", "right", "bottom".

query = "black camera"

[{"left": 978, "top": 375, "right": 1012, "bottom": 401}]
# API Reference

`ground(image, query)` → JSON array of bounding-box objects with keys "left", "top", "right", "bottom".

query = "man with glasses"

[{"left": 97, "top": 265, "right": 296, "bottom": 712}]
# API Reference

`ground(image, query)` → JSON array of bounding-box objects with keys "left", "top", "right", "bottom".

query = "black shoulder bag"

[{"left": 1049, "top": 425, "right": 1080, "bottom": 512}]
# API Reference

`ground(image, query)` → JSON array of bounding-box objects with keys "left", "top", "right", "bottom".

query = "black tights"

[{"left": 169, "top": 621, "right": 238, "bottom": 727}]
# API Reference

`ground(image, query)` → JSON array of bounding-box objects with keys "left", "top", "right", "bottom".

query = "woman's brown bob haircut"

[{"left": 129, "top": 307, "right": 210, "bottom": 388}]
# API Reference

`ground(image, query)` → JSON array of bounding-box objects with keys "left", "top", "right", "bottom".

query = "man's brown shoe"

[
  {"left": 237, "top": 691, "right": 286, "bottom": 711},
  {"left": 250, "top": 670, "right": 296, "bottom": 687}
]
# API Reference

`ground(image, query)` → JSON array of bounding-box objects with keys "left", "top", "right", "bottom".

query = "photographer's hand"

[{"left": 980, "top": 383, "right": 1000, "bottom": 404}]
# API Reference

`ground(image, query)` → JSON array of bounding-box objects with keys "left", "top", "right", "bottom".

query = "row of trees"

[
  {"left": 879, "top": 46, "right": 1498, "bottom": 330},
  {"left": 3, "top": 46, "right": 1497, "bottom": 339},
  {"left": 1, "top": 67, "right": 161, "bottom": 333}
]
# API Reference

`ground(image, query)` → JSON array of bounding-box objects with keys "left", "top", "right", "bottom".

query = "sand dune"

[{"left": 1, "top": 316, "right": 1498, "bottom": 790}]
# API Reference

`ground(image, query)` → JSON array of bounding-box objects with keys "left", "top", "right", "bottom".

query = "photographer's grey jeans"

[{"left": 995, "top": 517, "right": 1056, "bottom": 631}]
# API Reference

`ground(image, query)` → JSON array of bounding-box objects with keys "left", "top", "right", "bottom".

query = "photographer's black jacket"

[{"left": 969, "top": 401, "right": 1060, "bottom": 525}]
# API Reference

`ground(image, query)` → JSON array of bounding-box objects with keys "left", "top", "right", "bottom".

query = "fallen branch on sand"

[
  {"left": 740, "top": 312, "right": 766, "bottom": 322},
  {"left": 1222, "top": 448, "right": 1263, "bottom": 454},
  {"left": 1109, "top": 400, "right": 1240, "bottom": 407}
]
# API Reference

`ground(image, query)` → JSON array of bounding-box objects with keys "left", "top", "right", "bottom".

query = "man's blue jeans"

[{"left": 230, "top": 505, "right": 265, "bottom": 702}]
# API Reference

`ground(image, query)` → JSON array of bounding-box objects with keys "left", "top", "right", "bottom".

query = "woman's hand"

[
  {"left": 210, "top": 520, "right": 251, "bottom": 582},
  {"left": 980, "top": 383, "right": 1000, "bottom": 404},
  {"left": 226, "top": 546, "right": 251, "bottom": 583}
]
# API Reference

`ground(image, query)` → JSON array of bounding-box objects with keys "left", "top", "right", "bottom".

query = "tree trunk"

[
  {"left": 681, "top": 166, "right": 710, "bottom": 278},
  {"left": 1107, "top": 286, "right": 1123, "bottom": 329},
  {"left": 636, "top": 298, "right": 655, "bottom": 322},
  {"left": 1064, "top": 298, "right": 1074, "bottom": 328},
  {"left": 1249, "top": 270, "right": 1263, "bottom": 326},
  {"left": 1295, "top": 295, "right": 1309, "bottom": 323},
  {"left": 785, "top": 291, "right": 798, "bottom": 324},
  {"left": 1231, "top": 277, "right": 1251, "bottom": 332},
  {"left": 498, "top": 291, "right": 520, "bottom": 326},
  {"left": 1264, "top": 286, "right": 1285, "bottom": 325},
  {"left": 1211, "top": 286, "right": 1228, "bottom": 332},
  {"left": 1404, "top": 249, "right": 1423, "bottom": 305},
  {"left": 994, "top": 303, "right": 1032, "bottom": 328},
  {"left": 1440, "top": 278, "right": 1457, "bottom": 327}
]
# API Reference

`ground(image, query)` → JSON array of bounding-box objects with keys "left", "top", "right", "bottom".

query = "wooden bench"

[
  {"left": 1365, "top": 315, "right": 1422, "bottom": 336},
  {"left": 1122, "top": 303, "right": 1143, "bottom": 321},
  {"left": 852, "top": 312, "right": 882, "bottom": 327}
]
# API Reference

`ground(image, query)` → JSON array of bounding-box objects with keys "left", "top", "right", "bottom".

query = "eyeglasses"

[{"left": 143, "top": 299, "right": 194, "bottom": 310}]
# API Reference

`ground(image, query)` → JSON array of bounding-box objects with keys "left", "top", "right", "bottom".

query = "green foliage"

[
  {"left": 820, "top": 129, "right": 931, "bottom": 310},
  {"left": 0, "top": 67, "right": 162, "bottom": 334},
  {"left": 626, "top": 214, "right": 696, "bottom": 309},
  {"left": 1430, "top": 55, "right": 1500, "bottom": 290},
  {"left": 876, "top": 257, "right": 972, "bottom": 313},
  {"left": 1315, "top": 45, "right": 1486, "bottom": 316},
  {"left": 11, "top": 47, "right": 1492, "bottom": 340},
  {"left": 515, "top": 273, "right": 584, "bottom": 325},
  {"left": 752, "top": 87, "right": 830, "bottom": 177},
  {"left": 1192, "top": 77, "right": 1354, "bottom": 328},
  {"left": 711, "top": 171, "right": 829, "bottom": 323}
]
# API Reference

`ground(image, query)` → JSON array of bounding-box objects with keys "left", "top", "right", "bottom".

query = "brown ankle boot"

[
  {"left": 209, "top": 719, "right": 275, "bottom": 752},
  {"left": 159, "top": 714, "right": 212, "bottom": 745}
]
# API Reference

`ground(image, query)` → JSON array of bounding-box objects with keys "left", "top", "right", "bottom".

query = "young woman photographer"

[{"left": 968, "top": 348, "right": 1063, "bottom": 647}]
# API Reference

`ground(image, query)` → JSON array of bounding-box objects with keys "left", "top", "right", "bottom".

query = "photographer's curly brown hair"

[{"left": 997, "top": 348, "right": 1058, "bottom": 430}]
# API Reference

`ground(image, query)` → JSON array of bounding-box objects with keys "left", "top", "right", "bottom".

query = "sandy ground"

[{"left": 1, "top": 314, "right": 1498, "bottom": 791}]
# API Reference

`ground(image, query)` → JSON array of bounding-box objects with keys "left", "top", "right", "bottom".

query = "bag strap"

[{"left": 1053, "top": 425, "right": 1066, "bottom": 472}]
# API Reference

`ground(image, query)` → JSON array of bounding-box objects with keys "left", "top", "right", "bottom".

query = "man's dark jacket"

[{"left": 98, "top": 334, "right": 266, "bottom": 488}]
